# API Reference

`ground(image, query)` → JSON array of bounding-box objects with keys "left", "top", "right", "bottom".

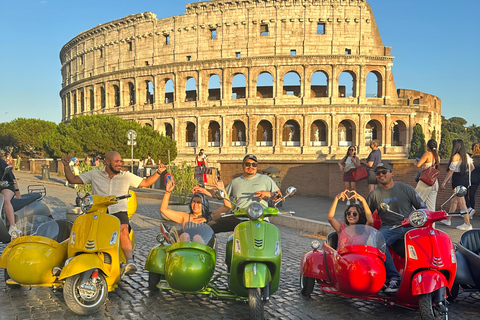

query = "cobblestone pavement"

[{"left": 0, "top": 183, "right": 479, "bottom": 319}]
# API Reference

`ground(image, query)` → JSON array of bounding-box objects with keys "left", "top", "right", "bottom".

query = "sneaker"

[
  {"left": 456, "top": 223, "right": 473, "bottom": 231},
  {"left": 8, "top": 225, "right": 22, "bottom": 240},
  {"left": 346, "top": 200, "right": 351, "bottom": 206},
  {"left": 440, "top": 220, "right": 451, "bottom": 226},
  {"left": 384, "top": 277, "right": 401, "bottom": 293},
  {"left": 469, "top": 208, "right": 475, "bottom": 220},
  {"left": 124, "top": 258, "right": 137, "bottom": 275}
]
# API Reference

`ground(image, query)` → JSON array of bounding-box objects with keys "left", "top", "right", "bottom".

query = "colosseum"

[{"left": 60, "top": 0, "right": 441, "bottom": 166}]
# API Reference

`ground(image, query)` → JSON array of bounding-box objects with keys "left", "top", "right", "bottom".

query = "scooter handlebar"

[
  {"left": 278, "top": 210, "right": 295, "bottom": 215},
  {"left": 115, "top": 194, "right": 132, "bottom": 201}
]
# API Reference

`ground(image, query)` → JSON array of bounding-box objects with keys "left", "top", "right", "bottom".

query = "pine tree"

[
  {"left": 409, "top": 124, "right": 426, "bottom": 159},
  {"left": 439, "top": 130, "right": 453, "bottom": 159}
]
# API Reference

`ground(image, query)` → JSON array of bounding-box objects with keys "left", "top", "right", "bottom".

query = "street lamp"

[{"left": 127, "top": 129, "right": 137, "bottom": 172}]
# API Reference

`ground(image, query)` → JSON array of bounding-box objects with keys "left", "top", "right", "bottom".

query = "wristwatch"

[{"left": 155, "top": 170, "right": 161, "bottom": 175}]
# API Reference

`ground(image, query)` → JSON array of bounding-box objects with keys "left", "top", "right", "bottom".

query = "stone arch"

[
  {"left": 208, "top": 121, "right": 221, "bottom": 147},
  {"left": 283, "top": 71, "right": 301, "bottom": 97},
  {"left": 256, "top": 72, "right": 273, "bottom": 98},
  {"left": 165, "top": 78, "right": 174, "bottom": 103},
  {"left": 366, "top": 71, "right": 382, "bottom": 98},
  {"left": 165, "top": 122, "right": 173, "bottom": 140},
  {"left": 338, "top": 71, "right": 357, "bottom": 98},
  {"left": 232, "top": 73, "right": 246, "bottom": 99},
  {"left": 338, "top": 119, "right": 355, "bottom": 146},
  {"left": 232, "top": 120, "right": 246, "bottom": 146},
  {"left": 73, "top": 91, "right": 77, "bottom": 114},
  {"left": 145, "top": 80, "right": 154, "bottom": 104},
  {"left": 186, "top": 121, "right": 197, "bottom": 147},
  {"left": 208, "top": 74, "right": 221, "bottom": 101},
  {"left": 256, "top": 120, "right": 273, "bottom": 146},
  {"left": 128, "top": 82, "right": 135, "bottom": 105},
  {"left": 89, "top": 88, "right": 94, "bottom": 111},
  {"left": 392, "top": 120, "right": 407, "bottom": 146},
  {"left": 80, "top": 90, "right": 85, "bottom": 112},
  {"left": 113, "top": 84, "right": 120, "bottom": 107},
  {"left": 311, "top": 120, "right": 327, "bottom": 146},
  {"left": 365, "top": 120, "right": 383, "bottom": 146},
  {"left": 100, "top": 86, "right": 106, "bottom": 109},
  {"left": 311, "top": 71, "right": 329, "bottom": 98},
  {"left": 282, "top": 120, "right": 301, "bottom": 146},
  {"left": 185, "top": 77, "right": 197, "bottom": 102}
]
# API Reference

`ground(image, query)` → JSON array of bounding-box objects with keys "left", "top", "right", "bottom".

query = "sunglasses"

[
  {"left": 375, "top": 170, "right": 390, "bottom": 176},
  {"left": 346, "top": 211, "right": 358, "bottom": 217},
  {"left": 348, "top": 149, "right": 355, "bottom": 152},
  {"left": 191, "top": 199, "right": 202, "bottom": 204},
  {"left": 244, "top": 162, "right": 258, "bottom": 167}
]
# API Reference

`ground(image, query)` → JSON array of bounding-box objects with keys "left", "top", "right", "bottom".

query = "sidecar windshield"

[
  {"left": 15, "top": 215, "right": 54, "bottom": 237},
  {"left": 171, "top": 224, "right": 216, "bottom": 249},
  {"left": 338, "top": 225, "right": 386, "bottom": 253}
]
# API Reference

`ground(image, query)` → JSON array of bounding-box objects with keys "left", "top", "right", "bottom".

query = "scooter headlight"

[
  {"left": 247, "top": 203, "right": 264, "bottom": 220},
  {"left": 409, "top": 210, "right": 427, "bottom": 227},
  {"left": 80, "top": 195, "right": 93, "bottom": 213},
  {"left": 311, "top": 240, "right": 321, "bottom": 250}
]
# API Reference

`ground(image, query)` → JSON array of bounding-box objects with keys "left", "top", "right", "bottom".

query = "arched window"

[
  {"left": 186, "top": 122, "right": 197, "bottom": 147},
  {"left": 232, "top": 74, "right": 246, "bottom": 99},
  {"left": 165, "top": 123, "right": 173, "bottom": 140},
  {"left": 165, "top": 79, "right": 174, "bottom": 103},
  {"left": 282, "top": 120, "right": 301, "bottom": 146},
  {"left": 338, "top": 120, "right": 354, "bottom": 146},
  {"left": 283, "top": 71, "right": 301, "bottom": 97},
  {"left": 256, "top": 120, "right": 273, "bottom": 146},
  {"left": 365, "top": 120, "right": 382, "bottom": 146},
  {"left": 392, "top": 120, "right": 407, "bottom": 146},
  {"left": 128, "top": 83, "right": 135, "bottom": 105},
  {"left": 185, "top": 77, "right": 197, "bottom": 102},
  {"left": 256, "top": 72, "right": 273, "bottom": 98},
  {"left": 311, "top": 71, "right": 328, "bottom": 97},
  {"left": 338, "top": 71, "right": 356, "bottom": 98},
  {"left": 89, "top": 88, "right": 94, "bottom": 111},
  {"left": 208, "top": 121, "right": 221, "bottom": 147},
  {"left": 366, "top": 71, "right": 382, "bottom": 98},
  {"left": 145, "top": 81, "right": 154, "bottom": 104},
  {"left": 100, "top": 87, "right": 106, "bottom": 109},
  {"left": 73, "top": 92, "right": 77, "bottom": 114},
  {"left": 232, "top": 120, "right": 246, "bottom": 146},
  {"left": 113, "top": 85, "right": 120, "bottom": 107},
  {"left": 80, "top": 90, "right": 85, "bottom": 112},
  {"left": 208, "top": 75, "right": 221, "bottom": 101},
  {"left": 311, "top": 120, "right": 327, "bottom": 146}
]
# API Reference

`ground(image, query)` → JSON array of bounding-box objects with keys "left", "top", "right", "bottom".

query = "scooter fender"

[
  {"left": 58, "top": 254, "right": 109, "bottom": 280},
  {"left": 244, "top": 262, "right": 272, "bottom": 288},
  {"left": 145, "top": 243, "right": 167, "bottom": 274},
  {"left": 411, "top": 270, "right": 448, "bottom": 296},
  {"left": 300, "top": 249, "right": 330, "bottom": 282}
]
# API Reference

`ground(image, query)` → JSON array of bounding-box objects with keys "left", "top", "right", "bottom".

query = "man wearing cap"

[
  {"left": 366, "top": 162, "right": 426, "bottom": 293},
  {"left": 205, "top": 154, "right": 281, "bottom": 233}
]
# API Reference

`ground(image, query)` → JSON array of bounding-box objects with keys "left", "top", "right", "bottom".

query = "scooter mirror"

[
  {"left": 454, "top": 185, "right": 467, "bottom": 197},
  {"left": 285, "top": 186, "right": 297, "bottom": 197},
  {"left": 380, "top": 203, "right": 390, "bottom": 211},
  {"left": 214, "top": 189, "right": 226, "bottom": 200}
]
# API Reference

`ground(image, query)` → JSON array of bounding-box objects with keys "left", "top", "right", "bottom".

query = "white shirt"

[{"left": 79, "top": 168, "right": 143, "bottom": 213}]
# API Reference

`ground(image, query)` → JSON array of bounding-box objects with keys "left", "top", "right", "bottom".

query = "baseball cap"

[
  {"left": 243, "top": 154, "right": 258, "bottom": 163},
  {"left": 374, "top": 162, "right": 392, "bottom": 172}
]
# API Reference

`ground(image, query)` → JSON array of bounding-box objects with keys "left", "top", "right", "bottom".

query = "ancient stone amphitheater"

[{"left": 60, "top": 0, "right": 441, "bottom": 164}]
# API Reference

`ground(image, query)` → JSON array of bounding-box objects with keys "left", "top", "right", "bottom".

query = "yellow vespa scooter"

[{"left": 0, "top": 191, "right": 137, "bottom": 316}]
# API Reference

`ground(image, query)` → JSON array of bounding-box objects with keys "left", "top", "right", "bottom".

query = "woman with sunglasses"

[
  {"left": 338, "top": 146, "right": 361, "bottom": 205},
  {"left": 327, "top": 190, "right": 373, "bottom": 249}
]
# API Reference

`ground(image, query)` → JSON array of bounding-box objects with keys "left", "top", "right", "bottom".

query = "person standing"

[
  {"left": 440, "top": 139, "right": 474, "bottom": 230},
  {"left": 5, "top": 153, "right": 13, "bottom": 166},
  {"left": 144, "top": 153, "right": 155, "bottom": 176},
  {"left": 361, "top": 140, "right": 382, "bottom": 193},
  {"left": 466, "top": 143, "right": 480, "bottom": 218},
  {"left": 0, "top": 158, "right": 22, "bottom": 239},
  {"left": 414, "top": 139, "right": 440, "bottom": 211},
  {"left": 195, "top": 149, "right": 208, "bottom": 184},
  {"left": 62, "top": 151, "right": 166, "bottom": 274},
  {"left": 338, "top": 146, "right": 361, "bottom": 204}
]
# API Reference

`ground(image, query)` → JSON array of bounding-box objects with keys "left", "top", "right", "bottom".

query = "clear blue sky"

[{"left": 1, "top": 0, "right": 478, "bottom": 125}]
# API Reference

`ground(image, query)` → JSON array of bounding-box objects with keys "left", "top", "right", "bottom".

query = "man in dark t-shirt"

[
  {"left": 362, "top": 139, "right": 382, "bottom": 193},
  {"left": 366, "top": 162, "right": 426, "bottom": 294}
]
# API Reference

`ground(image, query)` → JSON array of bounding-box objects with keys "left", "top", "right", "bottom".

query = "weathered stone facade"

[{"left": 59, "top": 0, "right": 441, "bottom": 164}]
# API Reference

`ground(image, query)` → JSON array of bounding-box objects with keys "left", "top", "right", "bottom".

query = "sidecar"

[
  {"left": 145, "top": 223, "right": 216, "bottom": 292},
  {"left": 0, "top": 217, "right": 73, "bottom": 286}
]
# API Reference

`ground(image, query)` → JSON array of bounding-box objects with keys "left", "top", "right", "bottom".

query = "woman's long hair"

[
  {"left": 342, "top": 146, "right": 356, "bottom": 163},
  {"left": 427, "top": 139, "right": 440, "bottom": 168},
  {"left": 188, "top": 193, "right": 212, "bottom": 222},
  {"left": 447, "top": 139, "right": 467, "bottom": 174}
]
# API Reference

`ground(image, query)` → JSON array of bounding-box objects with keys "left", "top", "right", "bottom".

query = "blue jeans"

[{"left": 379, "top": 226, "right": 412, "bottom": 280}]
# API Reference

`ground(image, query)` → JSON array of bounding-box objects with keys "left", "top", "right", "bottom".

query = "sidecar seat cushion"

[
  {"left": 460, "top": 229, "right": 480, "bottom": 255},
  {"left": 55, "top": 219, "right": 73, "bottom": 243},
  {"left": 327, "top": 232, "right": 338, "bottom": 250}
]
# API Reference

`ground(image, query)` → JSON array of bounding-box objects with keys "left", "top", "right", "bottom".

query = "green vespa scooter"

[{"left": 145, "top": 186, "right": 296, "bottom": 320}]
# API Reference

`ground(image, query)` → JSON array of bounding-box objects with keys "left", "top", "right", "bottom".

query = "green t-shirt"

[
  {"left": 366, "top": 182, "right": 426, "bottom": 226},
  {"left": 225, "top": 173, "right": 279, "bottom": 208}
]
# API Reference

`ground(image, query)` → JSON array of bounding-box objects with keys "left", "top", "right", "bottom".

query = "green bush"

[{"left": 167, "top": 162, "right": 197, "bottom": 204}]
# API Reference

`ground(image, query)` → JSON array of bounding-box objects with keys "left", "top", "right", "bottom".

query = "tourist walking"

[
  {"left": 338, "top": 146, "right": 361, "bottom": 205},
  {"left": 361, "top": 139, "right": 382, "bottom": 193},
  {"left": 466, "top": 143, "right": 480, "bottom": 218},
  {"left": 414, "top": 139, "right": 440, "bottom": 211},
  {"left": 440, "top": 139, "right": 474, "bottom": 230}
]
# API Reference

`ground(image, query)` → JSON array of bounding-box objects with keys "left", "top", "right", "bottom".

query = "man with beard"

[
  {"left": 62, "top": 151, "right": 166, "bottom": 274},
  {"left": 366, "top": 162, "right": 426, "bottom": 293}
]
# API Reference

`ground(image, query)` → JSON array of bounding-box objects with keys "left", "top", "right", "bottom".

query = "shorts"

[
  {"left": 343, "top": 169, "right": 356, "bottom": 183},
  {"left": 367, "top": 172, "right": 378, "bottom": 185},
  {"left": 0, "top": 184, "right": 15, "bottom": 194},
  {"left": 112, "top": 211, "right": 129, "bottom": 225},
  {"left": 452, "top": 172, "right": 469, "bottom": 189}
]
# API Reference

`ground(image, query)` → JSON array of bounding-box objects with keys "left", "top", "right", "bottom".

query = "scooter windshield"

[
  {"left": 172, "top": 224, "right": 216, "bottom": 248},
  {"left": 338, "top": 225, "right": 386, "bottom": 253},
  {"left": 15, "top": 215, "right": 54, "bottom": 237}
]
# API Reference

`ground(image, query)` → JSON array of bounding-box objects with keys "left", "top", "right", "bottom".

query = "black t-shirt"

[{"left": 0, "top": 158, "right": 15, "bottom": 183}]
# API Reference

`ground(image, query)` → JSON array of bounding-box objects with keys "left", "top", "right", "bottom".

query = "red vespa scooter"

[{"left": 300, "top": 186, "right": 467, "bottom": 320}]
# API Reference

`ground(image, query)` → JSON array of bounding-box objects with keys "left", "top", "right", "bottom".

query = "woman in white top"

[
  {"left": 414, "top": 139, "right": 439, "bottom": 211},
  {"left": 440, "top": 139, "right": 475, "bottom": 230},
  {"left": 338, "top": 146, "right": 361, "bottom": 205}
]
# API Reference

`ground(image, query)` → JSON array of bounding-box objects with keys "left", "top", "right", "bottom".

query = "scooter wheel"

[
  {"left": 418, "top": 292, "right": 447, "bottom": 320},
  {"left": 64, "top": 272, "right": 108, "bottom": 315},
  {"left": 300, "top": 274, "right": 315, "bottom": 297},
  {"left": 248, "top": 288, "right": 264, "bottom": 320},
  {"left": 148, "top": 272, "right": 163, "bottom": 291},
  {"left": 4, "top": 269, "right": 20, "bottom": 289}
]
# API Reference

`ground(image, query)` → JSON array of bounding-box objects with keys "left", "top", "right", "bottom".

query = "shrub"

[{"left": 167, "top": 162, "right": 197, "bottom": 204}]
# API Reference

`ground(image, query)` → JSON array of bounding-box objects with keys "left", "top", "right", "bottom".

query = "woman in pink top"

[{"left": 327, "top": 190, "right": 373, "bottom": 249}]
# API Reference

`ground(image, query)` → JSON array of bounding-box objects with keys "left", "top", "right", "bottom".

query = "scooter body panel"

[
  {"left": 144, "top": 243, "right": 168, "bottom": 275},
  {"left": 411, "top": 269, "right": 448, "bottom": 296},
  {"left": 454, "top": 250, "right": 476, "bottom": 286},
  {"left": 59, "top": 253, "right": 112, "bottom": 280},
  {"left": 243, "top": 262, "right": 271, "bottom": 288},
  {"left": 228, "top": 220, "right": 281, "bottom": 297},
  {"left": 300, "top": 248, "right": 330, "bottom": 282},
  {"left": 456, "top": 242, "right": 480, "bottom": 287}
]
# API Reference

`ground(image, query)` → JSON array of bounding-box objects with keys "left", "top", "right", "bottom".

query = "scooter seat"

[
  {"left": 460, "top": 229, "right": 480, "bottom": 256},
  {"left": 11, "top": 193, "right": 42, "bottom": 212}
]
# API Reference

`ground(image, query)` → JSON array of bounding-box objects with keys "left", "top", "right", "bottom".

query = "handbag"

[
  {"left": 352, "top": 167, "right": 368, "bottom": 182},
  {"left": 419, "top": 166, "right": 439, "bottom": 186}
]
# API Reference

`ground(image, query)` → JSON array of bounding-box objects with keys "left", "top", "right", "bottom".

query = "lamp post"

[{"left": 127, "top": 129, "right": 137, "bottom": 172}]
